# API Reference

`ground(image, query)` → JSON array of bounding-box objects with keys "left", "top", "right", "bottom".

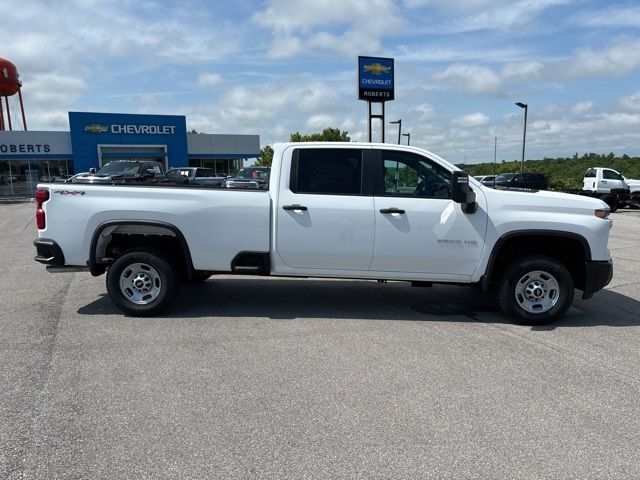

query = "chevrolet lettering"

[{"left": 110, "top": 124, "right": 176, "bottom": 135}]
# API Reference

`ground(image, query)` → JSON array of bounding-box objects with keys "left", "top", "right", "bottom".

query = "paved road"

[{"left": 1, "top": 203, "right": 639, "bottom": 479}]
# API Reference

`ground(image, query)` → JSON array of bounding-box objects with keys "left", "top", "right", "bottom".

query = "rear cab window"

[{"left": 290, "top": 149, "right": 364, "bottom": 195}]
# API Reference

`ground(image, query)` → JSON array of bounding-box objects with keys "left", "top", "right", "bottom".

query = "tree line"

[{"left": 461, "top": 153, "right": 640, "bottom": 190}]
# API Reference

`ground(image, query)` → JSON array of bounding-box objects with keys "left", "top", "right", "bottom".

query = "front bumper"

[
  {"left": 33, "top": 238, "right": 65, "bottom": 266},
  {"left": 582, "top": 258, "right": 613, "bottom": 299}
]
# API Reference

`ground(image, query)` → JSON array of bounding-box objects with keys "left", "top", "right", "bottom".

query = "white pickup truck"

[
  {"left": 582, "top": 167, "right": 640, "bottom": 211},
  {"left": 34, "top": 142, "right": 613, "bottom": 324},
  {"left": 583, "top": 167, "right": 639, "bottom": 194}
]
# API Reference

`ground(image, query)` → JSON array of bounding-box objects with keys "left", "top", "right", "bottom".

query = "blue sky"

[{"left": 2, "top": 0, "right": 640, "bottom": 163}]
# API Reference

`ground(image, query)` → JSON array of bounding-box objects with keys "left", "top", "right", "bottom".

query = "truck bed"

[{"left": 39, "top": 183, "right": 271, "bottom": 271}]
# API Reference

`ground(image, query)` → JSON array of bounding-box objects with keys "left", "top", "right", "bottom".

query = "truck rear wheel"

[
  {"left": 498, "top": 255, "right": 574, "bottom": 325},
  {"left": 106, "top": 249, "right": 180, "bottom": 316}
]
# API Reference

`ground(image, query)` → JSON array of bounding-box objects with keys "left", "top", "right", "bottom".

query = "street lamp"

[
  {"left": 389, "top": 119, "right": 402, "bottom": 144},
  {"left": 402, "top": 132, "right": 411, "bottom": 145},
  {"left": 515, "top": 102, "right": 528, "bottom": 173}
]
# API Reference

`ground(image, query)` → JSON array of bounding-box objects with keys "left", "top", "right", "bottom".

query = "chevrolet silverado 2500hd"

[{"left": 33, "top": 142, "right": 613, "bottom": 324}]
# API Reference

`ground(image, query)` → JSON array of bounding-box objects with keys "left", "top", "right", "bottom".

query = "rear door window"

[{"left": 291, "top": 149, "right": 363, "bottom": 195}]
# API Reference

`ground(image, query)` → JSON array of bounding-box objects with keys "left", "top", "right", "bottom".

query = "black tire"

[
  {"left": 603, "top": 195, "right": 619, "bottom": 212},
  {"left": 106, "top": 249, "right": 180, "bottom": 317},
  {"left": 498, "top": 254, "right": 574, "bottom": 325},
  {"left": 187, "top": 271, "right": 213, "bottom": 284}
]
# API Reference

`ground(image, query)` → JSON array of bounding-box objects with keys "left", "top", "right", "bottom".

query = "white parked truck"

[
  {"left": 33, "top": 142, "right": 613, "bottom": 324},
  {"left": 582, "top": 167, "right": 640, "bottom": 211}
]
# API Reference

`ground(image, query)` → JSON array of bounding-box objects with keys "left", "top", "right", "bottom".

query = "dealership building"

[{"left": 0, "top": 111, "right": 260, "bottom": 197}]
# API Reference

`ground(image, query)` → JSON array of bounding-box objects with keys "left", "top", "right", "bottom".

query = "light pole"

[
  {"left": 402, "top": 132, "right": 410, "bottom": 145},
  {"left": 494, "top": 136, "right": 497, "bottom": 164},
  {"left": 389, "top": 119, "right": 402, "bottom": 144},
  {"left": 515, "top": 102, "right": 527, "bottom": 173}
]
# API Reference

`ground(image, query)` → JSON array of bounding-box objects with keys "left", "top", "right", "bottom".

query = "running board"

[
  {"left": 46, "top": 266, "right": 91, "bottom": 273},
  {"left": 232, "top": 265, "right": 264, "bottom": 273},
  {"left": 230, "top": 252, "right": 270, "bottom": 275}
]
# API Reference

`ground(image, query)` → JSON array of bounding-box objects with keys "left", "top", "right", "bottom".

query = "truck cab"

[{"left": 583, "top": 168, "right": 628, "bottom": 193}]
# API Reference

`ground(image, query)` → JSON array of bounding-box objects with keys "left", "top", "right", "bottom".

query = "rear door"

[
  {"left": 275, "top": 146, "right": 375, "bottom": 271},
  {"left": 370, "top": 149, "right": 487, "bottom": 277}
]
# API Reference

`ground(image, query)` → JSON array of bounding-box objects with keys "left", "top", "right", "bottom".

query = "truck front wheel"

[
  {"left": 498, "top": 255, "right": 574, "bottom": 325},
  {"left": 106, "top": 249, "right": 180, "bottom": 317}
]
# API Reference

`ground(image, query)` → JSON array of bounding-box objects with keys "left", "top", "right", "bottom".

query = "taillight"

[{"left": 35, "top": 189, "right": 49, "bottom": 229}]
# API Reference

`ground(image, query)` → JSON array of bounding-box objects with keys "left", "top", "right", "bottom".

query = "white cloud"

[
  {"left": 570, "top": 101, "right": 594, "bottom": 115},
  {"left": 396, "top": 44, "right": 530, "bottom": 64},
  {"left": 427, "top": 0, "right": 571, "bottom": 33},
  {"left": 573, "top": 6, "right": 640, "bottom": 29},
  {"left": 452, "top": 112, "right": 490, "bottom": 127},
  {"left": 197, "top": 73, "right": 223, "bottom": 88},
  {"left": 409, "top": 103, "right": 436, "bottom": 121},
  {"left": 562, "top": 37, "right": 640, "bottom": 78},
  {"left": 501, "top": 61, "right": 544, "bottom": 80},
  {"left": 253, "top": 0, "right": 403, "bottom": 58},
  {"left": 306, "top": 114, "right": 335, "bottom": 129},
  {"left": 434, "top": 64, "right": 501, "bottom": 94},
  {"left": 617, "top": 92, "right": 640, "bottom": 111},
  {"left": 264, "top": 35, "right": 304, "bottom": 59}
]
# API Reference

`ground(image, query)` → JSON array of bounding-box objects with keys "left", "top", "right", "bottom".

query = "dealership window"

[
  {"left": 292, "top": 149, "right": 363, "bottom": 195},
  {"left": 0, "top": 158, "right": 72, "bottom": 198}
]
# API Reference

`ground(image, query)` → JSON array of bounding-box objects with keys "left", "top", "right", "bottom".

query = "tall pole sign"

[{"left": 358, "top": 56, "right": 394, "bottom": 143}]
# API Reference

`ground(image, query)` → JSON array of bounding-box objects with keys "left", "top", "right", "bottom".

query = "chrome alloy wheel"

[
  {"left": 514, "top": 270, "right": 560, "bottom": 314},
  {"left": 119, "top": 262, "right": 162, "bottom": 305}
]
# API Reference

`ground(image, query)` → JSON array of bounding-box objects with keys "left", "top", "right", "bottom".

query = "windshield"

[
  {"left": 495, "top": 173, "right": 515, "bottom": 182},
  {"left": 97, "top": 161, "right": 140, "bottom": 176},
  {"left": 235, "top": 168, "right": 270, "bottom": 180}
]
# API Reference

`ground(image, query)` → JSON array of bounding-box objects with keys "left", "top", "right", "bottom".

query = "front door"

[
  {"left": 275, "top": 147, "right": 375, "bottom": 271},
  {"left": 370, "top": 149, "right": 487, "bottom": 277},
  {"left": 600, "top": 169, "right": 624, "bottom": 192}
]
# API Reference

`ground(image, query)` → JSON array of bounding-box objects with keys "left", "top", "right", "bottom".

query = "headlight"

[{"left": 594, "top": 209, "right": 610, "bottom": 219}]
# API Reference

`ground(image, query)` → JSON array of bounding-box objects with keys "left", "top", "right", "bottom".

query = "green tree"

[
  {"left": 290, "top": 127, "right": 350, "bottom": 142},
  {"left": 255, "top": 145, "right": 274, "bottom": 167}
]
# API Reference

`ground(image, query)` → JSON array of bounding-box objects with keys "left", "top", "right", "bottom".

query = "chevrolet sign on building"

[{"left": 0, "top": 111, "right": 260, "bottom": 198}]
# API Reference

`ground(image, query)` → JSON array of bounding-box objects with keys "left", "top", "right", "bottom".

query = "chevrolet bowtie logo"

[
  {"left": 363, "top": 63, "right": 391, "bottom": 75},
  {"left": 84, "top": 123, "right": 109, "bottom": 134}
]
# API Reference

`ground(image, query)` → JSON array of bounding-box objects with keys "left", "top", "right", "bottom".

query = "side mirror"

[
  {"left": 451, "top": 171, "right": 477, "bottom": 214},
  {"left": 89, "top": 168, "right": 97, "bottom": 174}
]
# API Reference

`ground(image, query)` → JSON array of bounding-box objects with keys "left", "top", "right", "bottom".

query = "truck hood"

[
  {"left": 625, "top": 178, "right": 640, "bottom": 192},
  {"left": 481, "top": 186, "right": 609, "bottom": 213}
]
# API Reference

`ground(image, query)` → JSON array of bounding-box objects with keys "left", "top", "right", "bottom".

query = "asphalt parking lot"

[{"left": 1, "top": 202, "right": 639, "bottom": 479}]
